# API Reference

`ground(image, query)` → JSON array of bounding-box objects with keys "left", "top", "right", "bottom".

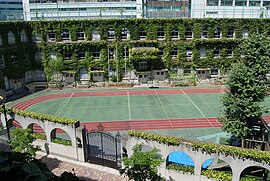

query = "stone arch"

[
  {"left": 50, "top": 128, "right": 72, "bottom": 146},
  {"left": 27, "top": 123, "right": 46, "bottom": 140},
  {"left": 166, "top": 151, "right": 195, "bottom": 174},
  {"left": 240, "top": 165, "right": 270, "bottom": 180},
  {"left": 20, "top": 30, "right": 28, "bottom": 43},
  {"left": 12, "top": 119, "right": 22, "bottom": 128},
  {"left": 201, "top": 157, "right": 232, "bottom": 179},
  {"left": 7, "top": 31, "right": 15, "bottom": 45}
]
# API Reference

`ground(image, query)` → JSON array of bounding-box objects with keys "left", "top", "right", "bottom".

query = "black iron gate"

[{"left": 85, "top": 131, "right": 121, "bottom": 169}]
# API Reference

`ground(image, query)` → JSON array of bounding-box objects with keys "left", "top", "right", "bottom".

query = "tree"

[
  {"left": 9, "top": 128, "right": 40, "bottom": 156},
  {"left": 119, "top": 144, "right": 164, "bottom": 181},
  {"left": 219, "top": 33, "right": 270, "bottom": 139}
]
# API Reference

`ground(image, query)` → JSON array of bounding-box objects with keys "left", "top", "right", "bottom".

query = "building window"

[
  {"left": 207, "top": 0, "right": 219, "bottom": 6},
  {"left": 92, "top": 29, "right": 101, "bottom": 41},
  {"left": 35, "top": 51, "right": 42, "bottom": 62},
  {"left": 227, "top": 47, "right": 233, "bottom": 57},
  {"left": 139, "top": 29, "right": 147, "bottom": 40},
  {"left": 214, "top": 27, "right": 221, "bottom": 38},
  {"left": 108, "top": 48, "right": 114, "bottom": 59},
  {"left": 78, "top": 52, "right": 85, "bottom": 60},
  {"left": 122, "top": 47, "right": 129, "bottom": 58},
  {"left": 242, "top": 29, "right": 248, "bottom": 38},
  {"left": 121, "top": 28, "right": 129, "bottom": 40},
  {"left": 158, "top": 48, "right": 164, "bottom": 58},
  {"left": 108, "top": 28, "right": 115, "bottom": 40},
  {"left": 210, "top": 68, "right": 219, "bottom": 75},
  {"left": 214, "top": 47, "right": 220, "bottom": 57},
  {"left": 93, "top": 49, "right": 100, "bottom": 60},
  {"left": 20, "top": 30, "right": 28, "bottom": 43},
  {"left": 8, "top": 31, "right": 16, "bottom": 45},
  {"left": 201, "top": 28, "right": 208, "bottom": 39},
  {"left": 185, "top": 28, "right": 192, "bottom": 39},
  {"left": 171, "top": 29, "right": 179, "bottom": 39},
  {"left": 64, "top": 52, "right": 72, "bottom": 60},
  {"left": 263, "top": 1, "right": 270, "bottom": 7},
  {"left": 235, "top": 0, "right": 247, "bottom": 6},
  {"left": 24, "top": 52, "right": 30, "bottom": 62},
  {"left": 157, "top": 28, "right": 165, "bottom": 40},
  {"left": 48, "top": 32, "right": 56, "bottom": 42},
  {"left": 186, "top": 49, "right": 192, "bottom": 58},
  {"left": 0, "top": 35, "right": 2, "bottom": 46},
  {"left": 227, "top": 28, "right": 235, "bottom": 38},
  {"left": 0, "top": 55, "right": 5, "bottom": 68},
  {"left": 139, "top": 60, "right": 147, "bottom": 70},
  {"left": 61, "top": 29, "right": 70, "bottom": 41},
  {"left": 221, "top": 0, "right": 233, "bottom": 6},
  {"left": 249, "top": 1, "right": 261, "bottom": 6},
  {"left": 32, "top": 33, "right": 42, "bottom": 42},
  {"left": 200, "top": 47, "right": 206, "bottom": 58},
  {"left": 76, "top": 29, "right": 85, "bottom": 40},
  {"left": 171, "top": 48, "right": 178, "bottom": 58}
]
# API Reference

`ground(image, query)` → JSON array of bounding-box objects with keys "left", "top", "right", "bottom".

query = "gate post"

[{"left": 82, "top": 126, "right": 88, "bottom": 162}]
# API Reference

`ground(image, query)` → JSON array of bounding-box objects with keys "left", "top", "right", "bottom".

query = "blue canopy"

[{"left": 168, "top": 152, "right": 213, "bottom": 169}]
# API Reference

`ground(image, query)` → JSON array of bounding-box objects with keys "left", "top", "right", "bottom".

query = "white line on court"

[
  {"left": 127, "top": 90, "right": 131, "bottom": 120},
  {"left": 180, "top": 89, "right": 214, "bottom": 127},
  {"left": 57, "top": 92, "right": 74, "bottom": 116},
  {"left": 155, "top": 90, "right": 173, "bottom": 128}
]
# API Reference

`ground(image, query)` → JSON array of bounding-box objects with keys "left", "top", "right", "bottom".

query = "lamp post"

[{"left": 0, "top": 96, "right": 10, "bottom": 140}]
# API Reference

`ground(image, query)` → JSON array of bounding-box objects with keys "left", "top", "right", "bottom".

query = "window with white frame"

[
  {"left": 242, "top": 29, "right": 248, "bottom": 38},
  {"left": 108, "top": 48, "right": 114, "bottom": 59},
  {"left": 158, "top": 48, "right": 164, "bottom": 58},
  {"left": 0, "top": 55, "right": 4, "bottom": 68},
  {"left": 121, "top": 28, "right": 129, "bottom": 40},
  {"left": 49, "top": 52, "right": 57, "bottom": 59},
  {"left": 227, "top": 47, "right": 233, "bottom": 57},
  {"left": 200, "top": 47, "right": 206, "bottom": 58},
  {"left": 93, "top": 49, "right": 100, "bottom": 59},
  {"left": 64, "top": 52, "right": 72, "bottom": 60},
  {"left": 61, "top": 29, "right": 70, "bottom": 41},
  {"left": 92, "top": 29, "right": 100, "bottom": 41},
  {"left": 139, "top": 29, "right": 147, "bottom": 40},
  {"left": 171, "top": 48, "right": 178, "bottom": 58},
  {"left": 186, "top": 49, "right": 192, "bottom": 58},
  {"left": 171, "top": 29, "right": 179, "bottom": 39},
  {"left": 35, "top": 51, "right": 42, "bottom": 62},
  {"left": 185, "top": 28, "right": 192, "bottom": 39},
  {"left": 122, "top": 47, "right": 129, "bottom": 58},
  {"left": 139, "top": 60, "right": 147, "bottom": 70},
  {"left": 221, "top": 0, "right": 233, "bottom": 6},
  {"left": 0, "top": 35, "right": 2, "bottom": 46},
  {"left": 157, "top": 28, "right": 165, "bottom": 39},
  {"left": 20, "top": 30, "right": 28, "bottom": 43},
  {"left": 24, "top": 52, "right": 30, "bottom": 62},
  {"left": 201, "top": 28, "right": 208, "bottom": 39},
  {"left": 32, "top": 33, "right": 42, "bottom": 42},
  {"left": 48, "top": 32, "right": 56, "bottom": 42},
  {"left": 227, "top": 28, "right": 235, "bottom": 38},
  {"left": 108, "top": 28, "right": 115, "bottom": 40},
  {"left": 214, "top": 27, "right": 221, "bottom": 38},
  {"left": 207, "top": 0, "right": 219, "bottom": 6},
  {"left": 213, "top": 47, "right": 220, "bottom": 57},
  {"left": 210, "top": 68, "right": 219, "bottom": 75},
  {"left": 76, "top": 29, "right": 85, "bottom": 40},
  {"left": 78, "top": 52, "right": 85, "bottom": 60},
  {"left": 8, "top": 31, "right": 16, "bottom": 45}
]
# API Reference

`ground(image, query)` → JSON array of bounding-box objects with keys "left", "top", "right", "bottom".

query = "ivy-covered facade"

[{"left": 1, "top": 18, "right": 270, "bottom": 92}]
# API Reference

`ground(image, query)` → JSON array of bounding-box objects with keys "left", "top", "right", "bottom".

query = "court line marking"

[
  {"left": 155, "top": 90, "right": 173, "bottom": 129},
  {"left": 57, "top": 92, "right": 74, "bottom": 116},
  {"left": 127, "top": 90, "right": 131, "bottom": 120},
  {"left": 180, "top": 89, "right": 214, "bottom": 127}
]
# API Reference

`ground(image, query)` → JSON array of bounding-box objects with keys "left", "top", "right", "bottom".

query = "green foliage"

[
  {"left": 0, "top": 151, "right": 81, "bottom": 181},
  {"left": 119, "top": 144, "right": 164, "bottom": 181},
  {"left": 52, "top": 138, "right": 72, "bottom": 146},
  {"left": 32, "top": 133, "right": 46, "bottom": 140},
  {"left": 219, "top": 33, "right": 270, "bottom": 138},
  {"left": 128, "top": 130, "right": 270, "bottom": 163},
  {"left": 201, "top": 170, "right": 232, "bottom": 181},
  {"left": 167, "top": 163, "right": 194, "bottom": 174},
  {"left": 9, "top": 128, "right": 40, "bottom": 156}
]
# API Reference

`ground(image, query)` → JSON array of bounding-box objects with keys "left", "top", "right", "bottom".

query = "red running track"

[{"left": 10, "top": 88, "right": 230, "bottom": 131}]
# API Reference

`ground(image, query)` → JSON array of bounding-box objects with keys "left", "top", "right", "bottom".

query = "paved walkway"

[{"left": 37, "top": 153, "right": 129, "bottom": 181}]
